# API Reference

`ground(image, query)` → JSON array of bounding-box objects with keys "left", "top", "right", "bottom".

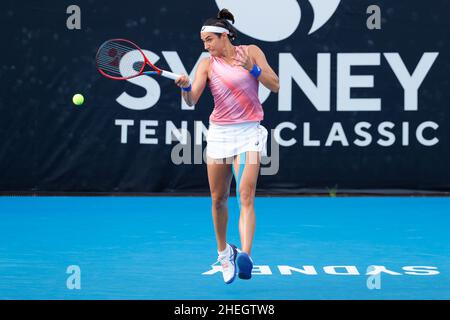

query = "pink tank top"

[{"left": 208, "top": 45, "right": 264, "bottom": 125}]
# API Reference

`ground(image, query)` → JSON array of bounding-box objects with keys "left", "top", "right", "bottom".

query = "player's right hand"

[{"left": 175, "top": 74, "right": 191, "bottom": 89}]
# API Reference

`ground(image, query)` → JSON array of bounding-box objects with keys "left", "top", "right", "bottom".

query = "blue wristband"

[
  {"left": 181, "top": 84, "right": 192, "bottom": 92},
  {"left": 249, "top": 64, "right": 262, "bottom": 79}
]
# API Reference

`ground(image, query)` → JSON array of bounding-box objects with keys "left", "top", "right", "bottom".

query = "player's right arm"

[{"left": 175, "top": 57, "right": 210, "bottom": 106}]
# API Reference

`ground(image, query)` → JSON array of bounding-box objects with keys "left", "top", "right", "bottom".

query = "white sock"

[{"left": 218, "top": 243, "right": 230, "bottom": 256}]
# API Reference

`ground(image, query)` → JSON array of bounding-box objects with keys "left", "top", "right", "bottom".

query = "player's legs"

[
  {"left": 232, "top": 151, "right": 260, "bottom": 255},
  {"left": 207, "top": 157, "right": 238, "bottom": 284},
  {"left": 207, "top": 157, "right": 234, "bottom": 252}
]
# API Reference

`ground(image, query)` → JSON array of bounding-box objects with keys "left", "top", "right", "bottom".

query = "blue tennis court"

[{"left": 0, "top": 196, "right": 448, "bottom": 300}]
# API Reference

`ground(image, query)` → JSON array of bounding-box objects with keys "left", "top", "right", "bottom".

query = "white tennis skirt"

[{"left": 206, "top": 121, "right": 268, "bottom": 159}]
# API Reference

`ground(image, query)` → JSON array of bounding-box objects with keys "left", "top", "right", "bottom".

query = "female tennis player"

[{"left": 175, "top": 9, "right": 279, "bottom": 284}]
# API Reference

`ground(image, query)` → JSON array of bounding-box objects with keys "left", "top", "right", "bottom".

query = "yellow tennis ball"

[{"left": 72, "top": 94, "right": 84, "bottom": 106}]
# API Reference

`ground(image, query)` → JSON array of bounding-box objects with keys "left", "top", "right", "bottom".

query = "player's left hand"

[{"left": 232, "top": 46, "right": 252, "bottom": 71}]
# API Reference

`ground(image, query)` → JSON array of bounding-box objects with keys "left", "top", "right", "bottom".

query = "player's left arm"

[{"left": 248, "top": 45, "right": 280, "bottom": 93}]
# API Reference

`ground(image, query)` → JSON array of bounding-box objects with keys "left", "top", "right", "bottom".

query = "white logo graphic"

[
  {"left": 202, "top": 265, "right": 440, "bottom": 277},
  {"left": 215, "top": 0, "right": 341, "bottom": 41}
]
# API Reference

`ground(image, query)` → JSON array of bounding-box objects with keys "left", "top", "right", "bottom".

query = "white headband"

[{"left": 201, "top": 26, "right": 229, "bottom": 34}]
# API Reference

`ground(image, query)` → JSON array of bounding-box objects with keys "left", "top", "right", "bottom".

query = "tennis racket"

[{"left": 96, "top": 38, "right": 181, "bottom": 81}]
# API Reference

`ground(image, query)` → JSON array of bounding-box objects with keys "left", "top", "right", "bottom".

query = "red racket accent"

[
  {"left": 96, "top": 38, "right": 182, "bottom": 81},
  {"left": 95, "top": 38, "right": 161, "bottom": 80}
]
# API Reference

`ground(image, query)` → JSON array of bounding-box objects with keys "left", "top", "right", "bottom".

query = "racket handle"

[{"left": 161, "top": 70, "right": 181, "bottom": 81}]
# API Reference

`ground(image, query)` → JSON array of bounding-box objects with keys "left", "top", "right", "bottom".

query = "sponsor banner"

[{"left": 1, "top": 0, "right": 449, "bottom": 193}]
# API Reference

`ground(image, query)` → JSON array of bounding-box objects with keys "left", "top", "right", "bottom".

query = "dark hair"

[{"left": 202, "top": 9, "right": 238, "bottom": 41}]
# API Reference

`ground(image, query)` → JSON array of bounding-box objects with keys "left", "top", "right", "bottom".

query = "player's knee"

[
  {"left": 211, "top": 192, "right": 229, "bottom": 210},
  {"left": 239, "top": 187, "right": 255, "bottom": 208}
]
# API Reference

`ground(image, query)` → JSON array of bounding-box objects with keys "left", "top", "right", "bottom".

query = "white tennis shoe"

[{"left": 212, "top": 243, "right": 238, "bottom": 284}]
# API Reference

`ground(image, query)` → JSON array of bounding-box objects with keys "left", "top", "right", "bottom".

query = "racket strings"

[
  {"left": 96, "top": 40, "right": 145, "bottom": 77},
  {"left": 133, "top": 61, "right": 145, "bottom": 72}
]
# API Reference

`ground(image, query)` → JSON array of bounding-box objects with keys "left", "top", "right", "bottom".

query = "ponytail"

[{"left": 202, "top": 8, "right": 238, "bottom": 41}]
